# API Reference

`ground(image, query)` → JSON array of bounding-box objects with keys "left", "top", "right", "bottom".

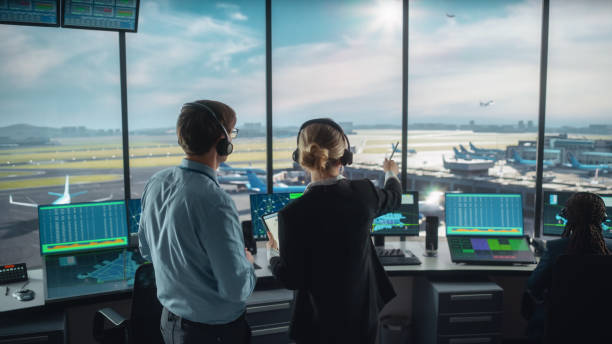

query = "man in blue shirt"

[{"left": 139, "top": 100, "right": 256, "bottom": 343}]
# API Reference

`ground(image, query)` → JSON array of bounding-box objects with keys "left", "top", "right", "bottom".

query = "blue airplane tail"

[
  {"left": 469, "top": 142, "right": 479, "bottom": 152},
  {"left": 512, "top": 150, "right": 524, "bottom": 163},
  {"left": 459, "top": 144, "right": 469, "bottom": 153},
  {"left": 567, "top": 152, "right": 582, "bottom": 168},
  {"left": 246, "top": 170, "right": 266, "bottom": 191}
]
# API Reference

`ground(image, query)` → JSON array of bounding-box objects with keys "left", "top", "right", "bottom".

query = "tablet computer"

[{"left": 262, "top": 212, "right": 279, "bottom": 253}]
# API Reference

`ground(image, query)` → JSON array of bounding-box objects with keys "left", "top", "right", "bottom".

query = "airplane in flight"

[
  {"left": 479, "top": 100, "right": 494, "bottom": 107},
  {"left": 219, "top": 162, "right": 265, "bottom": 175},
  {"left": 511, "top": 150, "right": 556, "bottom": 167},
  {"left": 246, "top": 170, "right": 306, "bottom": 194},
  {"left": 9, "top": 175, "right": 113, "bottom": 208},
  {"left": 469, "top": 142, "right": 504, "bottom": 155},
  {"left": 446, "top": 13, "right": 456, "bottom": 18},
  {"left": 567, "top": 152, "right": 609, "bottom": 172}
]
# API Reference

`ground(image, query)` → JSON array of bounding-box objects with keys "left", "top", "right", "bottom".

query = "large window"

[
  {"left": 546, "top": 1, "right": 612, "bottom": 192},
  {"left": 127, "top": 0, "right": 265, "bottom": 222},
  {"left": 272, "top": 0, "right": 403, "bottom": 180},
  {"left": 0, "top": 27, "right": 121, "bottom": 268},
  {"left": 408, "top": 0, "right": 542, "bottom": 234}
]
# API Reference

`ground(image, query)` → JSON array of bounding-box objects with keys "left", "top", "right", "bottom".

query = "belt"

[{"left": 165, "top": 307, "right": 246, "bottom": 329}]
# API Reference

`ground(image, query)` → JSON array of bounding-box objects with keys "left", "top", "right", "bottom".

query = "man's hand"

[
  {"left": 267, "top": 230, "right": 279, "bottom": 251},
  {"left": 383, "top": 158, "right": 399, "bottom": 175},
  {"left": 245, "top": 248, "right": 255, "bottom": 264}
]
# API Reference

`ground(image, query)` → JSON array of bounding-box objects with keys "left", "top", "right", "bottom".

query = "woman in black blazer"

[{"left": 266, "top": 118, "right": 402, "bottom": 344}]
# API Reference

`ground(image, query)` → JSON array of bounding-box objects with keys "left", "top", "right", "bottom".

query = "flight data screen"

[
  {"left": 448, "top": 236, "right": 535, "bottom": 264},
  {"left": 372, "top": 192, "right": 419, "bottom": 236},
  {"left": 127, "top": 198, "right": 141, "bottom": 234},
  {"left": 62, "top": 0, "right": 138, "bottom": 32},
  {"left": 543, "top": 192, "right": 612, "bottom": 238},
  {"left": 0, "top": 0, "right": 59, "bottom": 26},
  {"left": 446, "top": 193, "right": 523, "bottom": 236},
  {"left": 250, "top": 193, "right": 302, "bottom": 241},
  {"left": 38, "top": 201, "right": 128, "bottom": 255}
]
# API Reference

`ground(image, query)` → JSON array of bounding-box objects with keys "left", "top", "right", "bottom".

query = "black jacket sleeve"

[
  {"left": 371, "top": 176, "right": 402, "bottom": 217},
  {"left": 269, "top": 207, "right": 305, "bottom": 290}
]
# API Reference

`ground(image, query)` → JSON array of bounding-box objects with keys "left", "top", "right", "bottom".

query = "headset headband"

[
  {"left": 294, "top": 118, "right": 352, "bottom": 165},
  {"left": 182, "top": 102, "right": 233, "bottom": 156}
]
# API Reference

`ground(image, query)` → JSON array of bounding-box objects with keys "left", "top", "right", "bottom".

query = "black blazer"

[
  {"left": 270, "top": 177, "right": 402, "bottom": 344},
  {"left": 527, "top": 237, "right": 612, "bottom": 300}
]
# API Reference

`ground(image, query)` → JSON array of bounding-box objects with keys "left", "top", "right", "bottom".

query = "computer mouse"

[{"left": 13, "top": 289, "right": 35, "bottom": 301}]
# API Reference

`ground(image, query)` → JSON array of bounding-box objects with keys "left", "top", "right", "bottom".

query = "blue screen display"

[
  {"left": 445, "top": 193, "right": 523, "bottom": 236},
  {"left": 38, "top": 201, "right": 128, "bottom": 255},
  {"left": 62, "top": 0, "right": 138, "bottom": 32},
  {"left": 0, "top": 0, "right": 59, "bottom": 26},
  {"left": 249, "top": 193, "right": 302, "bottom": 240},
  {"left": 372, "top": 192, "right": 420, "bottom": 236}
]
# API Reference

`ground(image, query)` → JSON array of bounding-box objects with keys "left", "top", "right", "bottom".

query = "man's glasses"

[{"left": 230, "top": 128, "right": 239, "bottom": 139}]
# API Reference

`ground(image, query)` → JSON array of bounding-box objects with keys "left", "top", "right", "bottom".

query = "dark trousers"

[{"left": 161, "top": 307, "right": 251, "bottom": 344}]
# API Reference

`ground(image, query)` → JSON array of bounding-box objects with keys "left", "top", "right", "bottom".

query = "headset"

[
  {"left": 292, "top": 118, "right": 353, "bottom": 166},
  {"left": 182, "top": 102, "right": 233, "bottom": 156}
]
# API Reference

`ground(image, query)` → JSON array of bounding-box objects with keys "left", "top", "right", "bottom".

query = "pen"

[{"left": 389, "top": 141, "right": 400, "bottom": 160}]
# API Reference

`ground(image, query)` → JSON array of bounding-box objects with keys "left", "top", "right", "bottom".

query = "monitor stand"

[{"left": 374, "top": 236, "right": 385, "bottom": 247}]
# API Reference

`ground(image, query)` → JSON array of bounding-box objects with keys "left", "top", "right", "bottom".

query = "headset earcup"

[
  {"left": 292, "top": 149, "right": 299, "bottom": 163},
  {"left": 217, "top": 139, "right": 233, "bottom": 156},
  {"left": 342, "top": 149, "right": 353, "bottom": 165}
]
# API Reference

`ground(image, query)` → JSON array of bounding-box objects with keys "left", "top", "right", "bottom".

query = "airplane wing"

[
  {"left": 9, "top": 195, "right": 38, "bottom": 208},
  {"left": 92, "top": 194, "right": 114, "bottom": 202}
]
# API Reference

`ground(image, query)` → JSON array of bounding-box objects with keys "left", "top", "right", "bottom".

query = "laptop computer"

[{"left": 445, "top": 193, "right": 536, "bottom": 265}]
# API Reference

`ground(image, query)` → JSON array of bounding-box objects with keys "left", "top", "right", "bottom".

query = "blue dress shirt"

[{"left": 139, "top": 158, "right": 256, "bottom": 324}]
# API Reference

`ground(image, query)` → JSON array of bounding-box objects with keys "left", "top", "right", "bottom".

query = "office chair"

[
  {"left": 545, "top": 254, "right": 612, "bottom": 344},
  {"left": 93, "top": 263, "right": 163, "bottom": 344}
]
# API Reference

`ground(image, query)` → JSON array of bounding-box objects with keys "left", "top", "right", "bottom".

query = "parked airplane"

[
  {"left": 469, "top": 142, "right": 504, "bottom": 155},
  {"left": 453, "top": 147, "right": 497, "bottom": 161},
  {"left": 9, "top": 175, "right": 113, "bottom": 208},
  {"left": 219, "top": 162, "right": 265, "bottom": 175},
  {"left": 511, "top": 150, "right": 556, "bottom": 166},
  {"left": 567, "top": 152, "right": 609, "bottom": 171},
  {"left": 246, "top": 170, "right": 306, "bottom": 193}
]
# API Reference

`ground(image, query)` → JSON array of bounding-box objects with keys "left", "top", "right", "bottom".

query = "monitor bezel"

[
  {"left": 371, "top": 191, "right": 420, "bottom": 237},
  {"left": 445, "top": 192, "right": 524, "bottom": 237},
  {"left": 38, "top": 200, "right": 128, "bottom": 256},
  {"left": 61, "top": 0, "right": 140, "bottom": 33},
  {"left": 0, "top": 0, "right": 60, "bottom": 28}
]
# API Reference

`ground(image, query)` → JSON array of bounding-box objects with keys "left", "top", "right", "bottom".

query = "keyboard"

[{"left": 375, "top": 247, "right": 421, "bottom": 266}]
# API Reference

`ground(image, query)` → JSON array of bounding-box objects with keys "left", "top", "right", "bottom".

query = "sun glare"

[{"left": 369, "top": 0, "right": 402, "bottom": 34}]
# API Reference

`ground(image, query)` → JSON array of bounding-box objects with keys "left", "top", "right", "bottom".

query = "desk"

[
  {"left": 0, "top": 268, "right": 44, "bottom": 312},
  {"left": 252, "top": 237, "right": 537, "bottom": 278}
]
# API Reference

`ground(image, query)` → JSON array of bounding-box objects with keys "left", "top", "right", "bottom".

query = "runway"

[{"left": 0, "top": 166, "right": 254, "bottom": 268}]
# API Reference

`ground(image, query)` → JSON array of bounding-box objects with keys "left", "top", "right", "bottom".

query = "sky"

[{"left": 0, "top": 0, "right": 611, "bottom": 130}]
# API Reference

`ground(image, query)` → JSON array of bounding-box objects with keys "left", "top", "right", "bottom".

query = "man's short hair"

[{"left": 176, "top": 100, "right": 236, "bottom": 155}]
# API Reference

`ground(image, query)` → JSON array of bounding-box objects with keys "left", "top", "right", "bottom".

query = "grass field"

[{"left": 0, "top": 174, "right": 122, "bottom": 191}]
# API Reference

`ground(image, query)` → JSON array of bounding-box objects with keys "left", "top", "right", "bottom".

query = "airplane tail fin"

[
  {"left": 567, "top": 152, "right": 581, "bottom": 168},
  {"left": 469, "top": 142, "right": 478, "bottom": 152},
  {"left": 453, "top": 147, "right": 460, "bottom": 155},
  {"left": 64, "top": 175, "right": 70, "bottom": 196},
  {"left": 512, "top": 150, "right": 523, "bottom": 163},
  {"left": 246, "top": 170, "right": 266, "bottom": 192}
]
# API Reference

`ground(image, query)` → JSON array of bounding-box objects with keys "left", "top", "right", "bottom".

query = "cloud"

[{"left": 217, "top": 2, "right": 248, "bottom": 21}]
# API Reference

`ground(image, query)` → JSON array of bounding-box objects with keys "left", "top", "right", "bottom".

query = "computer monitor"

[
  {"left": 0, "top": 0, "right": 60, "bottom": 27},
  {"left": 127, "top": 198, "right": 141, "bottom": 234},
  {"left": 38, "top": 200, "right": 128, "bottom": 255},
  {"left": 543, "top": 191, "right": 612, "bottom": 238},
  {"left": 371, "top": 192, "right": 419, "bottom": 236},
  {"left": 249, "top": 193, "right": 302, "bottom": 241},
  {"left": 445, "top": 193, "right": 524, "bottom": 236},
  {"left": 61, "top": 0, "right": 139, "bottom": 32}
]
